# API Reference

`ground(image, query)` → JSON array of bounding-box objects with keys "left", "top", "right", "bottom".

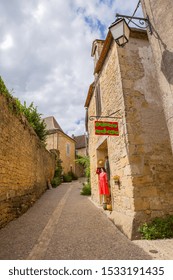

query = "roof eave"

[
  {"left": 94, "top": 31, "right": 113, "bottom": 75},
  {"left": 84, "top": 82, "right": 95, "bottom": 108}
]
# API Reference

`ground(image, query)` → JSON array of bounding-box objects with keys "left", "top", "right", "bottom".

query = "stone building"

[
  {"left": 0, "top": 90, "right": 55, "bottom": 229},
  {"left": 85, "top": 27, "right": 173, "bottom": 239},
  {"left": 74, "top": 134, "right": 87, "bottom": 157},
  {"left": 44, "top": 116, "right": 76, "bottom": 174},
  {"left": 141, "top": 0, "right": 173, "bottom": 151},
  {"left": 74, "top": 134, "right": 87, "bottom": 177}
]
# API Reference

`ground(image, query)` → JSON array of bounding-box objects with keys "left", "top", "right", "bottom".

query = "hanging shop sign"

[{"left": 95, "top": 121, "right": 119, "bottom": 136}]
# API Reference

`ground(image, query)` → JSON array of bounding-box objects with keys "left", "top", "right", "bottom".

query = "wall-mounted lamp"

[{"left": 109, "top": 13, "right": 152, "bottom": 47}]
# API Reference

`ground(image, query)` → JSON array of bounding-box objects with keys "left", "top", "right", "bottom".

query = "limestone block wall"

[
  {"left": 45, "top": 132, "right": 75, "bottom": 174},
  {"left": 77, "top": 147, "right": 87, "bottom": 157},
  {"left": 88, "top": 39, "right": 136, "bottom": 237},
  {"left": 0, "top": 94, "right": 56, "bottom": 228},
  {"left": 141, "top": 0, "right": 173, "bottom": 151},
  {"left": 118, "top": 31, "right": 173, "bottom": 237},
  {"left": 88, "top": 41, "right": 131, "bottom": 208},
  {"left": 58, "top": 132, "right": 76, "bottom": 174},
  {"left": 46, "top": 133, "right": 58, "bottom": 150},
  {"left": 88, "top": 29, "right": 173, "bottom": 239},
  {"left": 88, "top": 93, "right": 98, "bottom": 202}
]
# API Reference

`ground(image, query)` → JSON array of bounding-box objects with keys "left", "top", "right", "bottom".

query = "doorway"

[{"left": 96, "top": 140, "right": 112, "bottom": 209}]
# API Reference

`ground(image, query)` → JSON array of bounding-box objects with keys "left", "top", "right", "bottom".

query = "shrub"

[
  {"left": 50, "top": 150, "right": 63, "bottom": 188},
  {"left": 54, "top": 163, "right": 63, "bottom": 179},
  {"left": 75, "top": 155, "right": 90, "bottom": 180},
  {"left": 0, "top": 76, "right": 47, "bottom": 145},
  {"left": 80, "top": 182, "right": 91, "bottom": 196},
  {"left": 63, "top": 173, "right": 72, "bottom": 182},
  {"left": 20, "top": 101, "right": 48, "bottom": 144},
  {"left": 68, "top": 171, "right": 78, "bottom": 180},
  {"left": 139, "top": 215, "right": 173, "bottom": 240},
  {"left": 0, "top": 76, "right": 12, "bottom": 99},
  {"left": 51, "top": 177, "right": 61, "bottom": 188}
]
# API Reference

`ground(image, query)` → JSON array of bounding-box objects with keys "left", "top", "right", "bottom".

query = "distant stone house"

[
  {"left": 73, "top": 134, "right": 87, "bottom": 177},
  {"left": 85, "top": 27, "right": 173, "bottom": 239},
  {"left": 44, "top": 116, "right": 75, "bottom": 174},
  {"left": 74, "top": 134, "right": 87, "bottom": 157}
]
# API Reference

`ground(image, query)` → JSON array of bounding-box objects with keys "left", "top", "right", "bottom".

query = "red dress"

[{"left": 98, "top": 171, "right": 109, "bottom": 195}]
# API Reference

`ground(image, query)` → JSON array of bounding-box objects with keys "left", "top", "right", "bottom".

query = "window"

[
  {"left": 94, "top": 46, "right": 99, "bottom": 68},
  {"left": 66, "top": 143, "right": 70, "bottom": 156},
  {"left": 95, "top": 83, "right": 102, "bottom": 117}
]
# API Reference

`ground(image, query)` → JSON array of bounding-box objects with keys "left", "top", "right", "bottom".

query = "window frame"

[{"left": 95, "top": 83, "right": 102, "bottom": 117}]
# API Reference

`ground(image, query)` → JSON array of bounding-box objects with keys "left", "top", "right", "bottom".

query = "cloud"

[
  {"left": 0, "top": 34, "right": 14, "bottom": 50},
  {"left": 0, "top": 0, "right": 141, "bottom": 136}
]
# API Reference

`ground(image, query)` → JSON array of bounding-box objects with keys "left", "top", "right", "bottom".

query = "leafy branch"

[
  {"left": 75, "top": 155, "right": 90, "bottom": 179},
  {"left": 0, "top": 76, "right": 47, "bottom": 144}
]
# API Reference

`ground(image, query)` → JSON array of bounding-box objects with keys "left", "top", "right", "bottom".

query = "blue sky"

[{"left": 0, "top": 0, "right": 143, "bottom": 136}]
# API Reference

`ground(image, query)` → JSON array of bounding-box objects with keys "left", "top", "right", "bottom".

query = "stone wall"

[
  {"left": 141, "top": 0, "right": 173, "bottom": 151},
  {"left": 0, "top": 94, "right": 56, "bottom": 228},
  {"left": 87, "top": 29, "right": 173, "bottom": 239},
  {"left": 45, "top": 131, "right": 76, "bottom": 174},
  {"left": 88, "top": 37, "right": 135, "bottom": 237},
  {"left": 88, "top": 38, "right": 129, "bottom": 207},
  {"left": 118, "top": 30, "right": 173, "bottom": 238},
  {"left": 58, "top": 132, "right": 76, "bottom": 174}
]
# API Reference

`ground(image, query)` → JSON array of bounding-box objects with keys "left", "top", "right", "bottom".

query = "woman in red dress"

[{"left": 96, "top": 167, "right": 109, "bottom": 196}]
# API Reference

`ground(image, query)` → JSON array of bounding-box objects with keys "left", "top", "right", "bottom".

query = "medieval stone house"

[
  {"left": 141, "top": 0, "right": 173, "bottom": 151},
  {"left": 44, "top": 116, "right": 75, "bottom": 174},
  {"left": 74, "top": 134, "right": 87, "bottom": 157},
  {"left": 85, "top": 26, "right": 173, "bottom": 239},
  {"left": 73, "top": 134, "right": 87, "bottom": 177}
]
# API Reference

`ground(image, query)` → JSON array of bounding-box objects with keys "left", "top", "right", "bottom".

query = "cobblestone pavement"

[{"left": 0, "top": 180, "right": 172, "bottom": 260}]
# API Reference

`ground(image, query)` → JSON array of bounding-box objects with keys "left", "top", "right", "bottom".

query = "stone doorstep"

[{"left": 88, "top": 197, "right": 116, "bottom": 220}]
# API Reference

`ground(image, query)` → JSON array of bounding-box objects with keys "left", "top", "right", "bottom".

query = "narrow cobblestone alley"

[{"left": 0, "top": 180, "right": 156, "bottom": 260}]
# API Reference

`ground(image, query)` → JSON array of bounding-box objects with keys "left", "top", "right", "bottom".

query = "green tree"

[
  {"left": 75, "top": 155, "right": 90, "bottom": 180},
  {"left": 20, "top": 101, "right": 48, "bottom": 144},
  {"left": 50, "top": 150, "right": 63, "bottom": 187},
  {"left": 75, "top": 155, "right": 91, "bottom": 196}
]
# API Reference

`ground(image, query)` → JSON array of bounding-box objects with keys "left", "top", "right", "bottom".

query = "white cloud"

[
  {"left": 0, "top": 0, "right": 141, "bottom": 136},
  {"left": 33, "top": 3, "right": 45, "bottom": 23},
  {"left": 0, "top": 34, "right": 13, "bottom": 50}
]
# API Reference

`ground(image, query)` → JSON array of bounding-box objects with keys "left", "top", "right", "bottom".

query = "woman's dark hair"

[{"left": 101, "top": 167, "right": 106, "bottom": 172}]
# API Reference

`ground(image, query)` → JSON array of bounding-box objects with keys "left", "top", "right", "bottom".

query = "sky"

[{"left": 0, "top": 0, "right": 143, "bottom": 137}]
